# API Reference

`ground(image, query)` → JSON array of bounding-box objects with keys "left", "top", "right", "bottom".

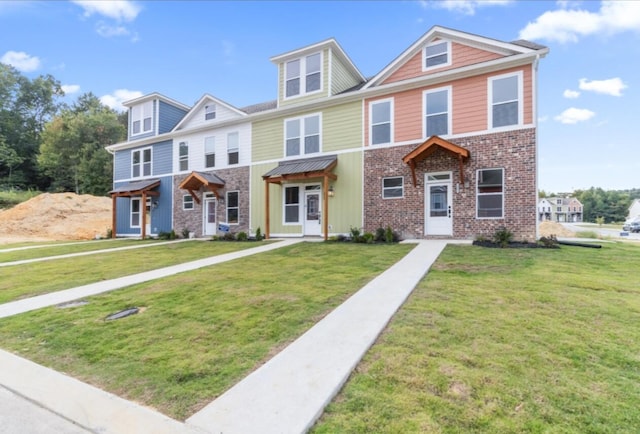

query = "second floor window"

[
  {"left": 425, "top": 87, "right": 450, "bottom": 137},
  {"left": 370, "top": 100, "right": 392, "bottom": 145},
  {"left": 204, "top": 136, "right": 215, "bottom": 168},
  {"left": 285, "top": 52, "right": 322, "bottom": 98},
  {"left": 285, "top": 114, "right": 320, "bottom": 157},
  {"left": 132, "top": 148, "right": 151, "bottom": 178},
  {"left": 227, "top": 132, "right": 239, "bottom": 165},
  {"left": 179, "top": 141, "right": 188, "bottom": 171},
  {"left": 490, "top": 73, "right": 521, "bottom": 129},
  {"left": 131, "top": 101, "right": 152, "bottom": 135},
  {"left": 205, "top": 104, "right": 216, "bottom": 120}
]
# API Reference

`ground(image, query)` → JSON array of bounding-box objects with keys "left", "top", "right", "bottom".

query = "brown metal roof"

[
  {"left": 263, "top": 155, "right": 338, "bottom": 179},
  {"left": 109, "top": 178, "right": 160, "bottom": 195}
]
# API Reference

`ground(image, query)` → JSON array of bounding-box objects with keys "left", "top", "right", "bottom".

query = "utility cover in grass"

[{"left": 105, "top": 307, "right": 139, "bottom": 321}]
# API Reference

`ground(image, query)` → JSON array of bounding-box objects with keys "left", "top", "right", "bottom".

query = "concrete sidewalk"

[{"left": 1, "top": 239, "right": 456, "bottom": 433}]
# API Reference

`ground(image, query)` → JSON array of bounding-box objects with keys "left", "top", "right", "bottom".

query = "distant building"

[
  {"left": 628, "top": 199, "right": 640, "bottom": 220},
  {"left": 539, "top": 197, "right": 583, "bottom": 222}
]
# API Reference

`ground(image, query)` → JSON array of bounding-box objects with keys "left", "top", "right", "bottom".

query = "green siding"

[
  {"left": 323, "top": 101, "right": 362, "bottom": 152},
  {"left": 252, "top": 118, "right": 283, "bottom": 162},
  {"left": 331, "top": 52, "right": 361, "bottom": 95},
  {"left": 250, "top": 152, "right": 363, "bottom": 237},
  {"left": 278, "top": 49, "right": 330, "bottom": 107}
]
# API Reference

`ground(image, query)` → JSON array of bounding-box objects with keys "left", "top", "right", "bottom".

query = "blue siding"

[
  {"left": 127, "top": 100, "right": 157, "bottom": 141},
  {"left": 113, "top": 151, "right": 131, "bottom": 181},
  {"left": 153, "top": 140, "right": 173, "bottom": 175},
  {"left": 114, "top": 175, "right": 173, "bottom": 236},
  {"left": 159, "top": 101, "right": 188, "bottom": 134}
]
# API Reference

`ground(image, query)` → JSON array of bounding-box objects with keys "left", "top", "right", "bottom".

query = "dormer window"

[
  {"left": 285, "top": 52, "right": 322, "bottom": 98},
  {"left": 131, "top": 101, "right": 153, "bottom": 135},
  {"left": 423, "top": 40, "right": 450, "bottom": 70},
  {"left": 205, "top": 104, "right": 216, "bottom": 121}
]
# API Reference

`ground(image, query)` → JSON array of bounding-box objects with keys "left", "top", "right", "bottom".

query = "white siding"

[
  {"left": 178, "top": 101, "right": 245, "bottom": 130},
  {"left": 173, "top": 122, "right": 252, "bottom": 173}
]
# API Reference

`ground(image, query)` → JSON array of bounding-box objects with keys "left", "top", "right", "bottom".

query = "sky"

[{"left": 1, "top": 0, "right": 639, "bottom": 193}]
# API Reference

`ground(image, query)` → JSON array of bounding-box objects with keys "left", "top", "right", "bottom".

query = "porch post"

[
  {"left": 111, "top": 194, "right": 116, "bottom": 239},
  {"left": 264, "top": 180, "right": 270, "bottom": 240},
  {"left": 323, "top": 175, "right": 329, "bottom": 241},
  {"left": 141, "top": 192, "right": 147, "bottom": 239}
]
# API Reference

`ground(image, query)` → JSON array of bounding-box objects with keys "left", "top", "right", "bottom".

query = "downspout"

[{"left": 533, "top": 53, "right": 541, "bottom": 241}]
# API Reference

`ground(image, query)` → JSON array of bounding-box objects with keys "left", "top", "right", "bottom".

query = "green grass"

[
  {"left": 314, "top": 242, "right": 640, "bottom": 433},
  {"left": 0, "top": 238, "right": 160, "bottom": 262},
  {"left": 0, "top": 242, "right": 414, "bottom": 420},
  {"left": 0, "top": 189, "right": 40, "bottom": 209},
  {"left": 0, "top": 240, "right": 264, "bottom": 303}
]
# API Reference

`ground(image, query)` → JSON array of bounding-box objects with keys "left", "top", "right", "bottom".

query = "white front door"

[
  {"left": 425, "top": 172, "right": 453, "bottom": 236},
  {"left": 304, "top": 186, "right": 322, "bottom": 236},
  {"left": 204, "top": 197, "right": 217, "bottom": 236}
]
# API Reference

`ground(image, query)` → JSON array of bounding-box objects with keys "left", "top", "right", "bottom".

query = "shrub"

[
  {"left": 385, "top": 225, "right": 395, "bottom": 243},
  {"left": 255, "top": 227, "right": 263, "bottom": 241},
  {"left": 222, "top": 232, "right": 235, "bottom": 241},
  {"left": 181, "top": 228, "right": 190, "bottom": 239},
  {"left": 362, "top": 232, "right": 375, "bottom": 244},
  {"left": 539, "top": 235, "right": 558, "bottom": 248},
  {"left": 350, "top": 226, "right": 362, "bottom": 243},
  {"left": 236, "top": 231, "right": 248, "bottom": 241},
  {"left": 374, "top": 227, "right": 385, "bottom": 242},
  {"left": 158, "top": 230, "right": 177, "bottom": 240},
  {"left": 106, "top": 228, "right": 113, "bottom": 239},
  {"left": 493, "top": 227, "right": 513, "bottom": 248}
]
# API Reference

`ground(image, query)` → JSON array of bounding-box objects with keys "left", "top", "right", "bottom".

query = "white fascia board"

[
  {"left": 173, "top": 94, "right": 247, "bottom": 131},
  {"left": 122, "top": 92, "right": 191, "bottom": 111}
]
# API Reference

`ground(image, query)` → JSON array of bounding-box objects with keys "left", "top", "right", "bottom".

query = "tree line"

[
  {"left": 540, "top": 188, "right": 639, "bottom": 223},
  {"left": 0, "top": 63, "right": 126, "bottom": 196}
]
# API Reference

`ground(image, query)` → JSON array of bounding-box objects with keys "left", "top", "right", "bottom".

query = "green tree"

[
  {"left": 0, "top": 63, "right": 63, "bottom": 188},
  {"left": 576, "top": 187, "right": 631, "bottom": 223},
  {"left": 38, "top": 93, "right": 125, "bottom": 195},
  {"left": 0, "top": 137, "right": 24, "bottom": 187}
]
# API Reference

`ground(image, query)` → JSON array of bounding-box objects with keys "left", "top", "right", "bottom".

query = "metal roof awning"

[
  {"left": 402, "top": 136, "right": 470, "bottom": 186},
  {"left": 178, "top": 171, "right": 226, "bottom": 203},
  {"left": 109, "top": 178, "right": 161, "bottom": 197},
  {"left": 262, "top": 154, "right": 338, "bottom": 183}
]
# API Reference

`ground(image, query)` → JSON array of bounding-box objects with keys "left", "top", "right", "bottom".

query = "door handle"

[{"left": 448, "top": 206, "right": 452, "bottom": 218}]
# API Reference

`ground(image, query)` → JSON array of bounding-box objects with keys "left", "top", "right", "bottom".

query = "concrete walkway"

[{"left": 0, "top": 239, "right": 455, "bottom": 433}]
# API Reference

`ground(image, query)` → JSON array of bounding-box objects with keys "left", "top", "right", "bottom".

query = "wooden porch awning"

[
  {"left": 178, "top": 171, "right": 225, "bottom": 204},
  {"left": 402, "top": 136, "right": 470, "bottom": 186},
  {"left": 109, "top": 178, "right": 161, "bottom": 239},
  {"left": 262, "top": 155, "right": 338, "bottom": 241}
]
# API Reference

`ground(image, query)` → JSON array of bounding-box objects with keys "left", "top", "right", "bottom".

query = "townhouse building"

[
  {"left": 538, "top": 197, "right": 583, "bottom": 222},
  {"left": 107, "top": 25, "right": 547, "bottom": 241}
]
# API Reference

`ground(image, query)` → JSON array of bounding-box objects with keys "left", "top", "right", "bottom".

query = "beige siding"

[
  {"left": 382, "top": 42, "right": 504, "bottom": 85},
  {"left": 330, "top": 52, "right": 361, "bottom": 95},
  {"left": 252, "top": 118, "right": 283, "bottom": 162},
  {"left": 323, "top": 101, "right": 362, "bottom": 152}
]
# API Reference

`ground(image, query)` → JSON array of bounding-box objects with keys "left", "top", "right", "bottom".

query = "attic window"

[
  {"left": 205, "top": 104, "right": 216, "bottom": 120},
  {"left": 424, "top": 40, "right": 450, "bottom": 70},
  {"left": 131, "top": 101, "right": 153, "bottom": 135},
  {"left": 285, "top": 52, "right": 322, "bottom": 98}
]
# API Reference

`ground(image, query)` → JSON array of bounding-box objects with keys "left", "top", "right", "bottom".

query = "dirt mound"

[
  {"left": 0, "top": 193, "right": 112, "bottom": 243},
  {"left": 539, "top": 221, "right": 575, "bottom": 238}
]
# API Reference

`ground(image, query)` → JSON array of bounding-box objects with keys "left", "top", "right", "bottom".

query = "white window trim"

[
  {"left": 178, "top": 141, "right": 189, "bottom": 172},
  {"left": 284, "top": 51, "right": 324, "bottom": 100},
  {"left": 131, "top": 147, "right": 153, "bottom": 179},
  {"left": 205, "top": 104, "right": 216, "bottom": 121},
  {"left": 488, "top": 71, "right": 523, "bottom": 132},
  {"left": 369, "top": 98, "right": 394, "bottom": 146},
  {"left": 226, "top": 190, "right": 239, "bottom": 225},
  {"left": 283, "top": 113, "right": 322, "bottom": 158},
  {"left": 204, "top": 136, "right": 216, "bottom": 168},
  {"left": 476, "top": 168, "right": 504, "bottom": 220},
  {"left": 130, "top": 198, "right": 141, "bottom": 228},
  {"left": 423, "top": 86, "right": 452, "bottom": 139},
  {"left": 382, "top": 176, "right": 404, "bottom": 200},
  {"left": 227, "top": 131, "right": 239, "bottom": 166},
  {"left": 183, "top": 194, "right": 194, "bottom": 211},
  {"left": 422, "top": 40, "right": 451, "bottom": 72},
  {"left": 131, "top": 101, "right": 153, "bottom": 136},
  {"left": 283, "top": 184, "right": 302, "bottom": 225}
]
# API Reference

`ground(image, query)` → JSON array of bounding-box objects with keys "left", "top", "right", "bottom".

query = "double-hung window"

[
  {"left": 285, "top": 52, "right": 322, "bottom": 98},
  {"left": 423, "top": 40, "right": 450, "bottom": 70},
  {"left": 131, "top": 101, "right": 153, "bottom": 135},
  {"left": 205, "top": 104, "right": 216, "bottom": 121},
  {"left": 226, "top": 191, "right": 239, "bottom": 224},
  {"left": 284, "top": 186, "right": 300, "bottom": 223},
  {"left": 132, "top": 148, "right": 151, "bottom": 178},
  {"left": 424, "top": 87, "right": 450, "bottom": 137},
  {"left": 382, "top": 177, "right": 404, "bottom": 199},
  {"left": 477, "top": 168, "right": 504, "bottom": 218},
  {"left": 490, "top": 72, "right": 521, "bottom": 129},
  {"left": 227, "top": 132, "right": 239, "bottom": 165},
  {"left": 285, "top": 114, "right": 320, "bottom": 157},
  {"left": 370, "top": 99, "right": 392, "bottom": 145},
  {"left": 179, "top": 141, "right": 188, "bottom": 171},
  {"left": 183, "top": 194, "right": 194, "bottom": 210},
  {"left": 204, "top": 136, "right": 215, "bottom": 168}
]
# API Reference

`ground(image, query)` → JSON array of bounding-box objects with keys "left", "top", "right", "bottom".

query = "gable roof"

[
  {"left": 270, "top": 38, "right": 365, "bottom": 83},
  {"left": 363, "top": 25, "right": 548, "bottom": 89},
  {"left": 173, "top": 94, "right": 247, "bottom": 131},
  {"left": 122, "top": 92, "right": 191, "bottom": 111}
]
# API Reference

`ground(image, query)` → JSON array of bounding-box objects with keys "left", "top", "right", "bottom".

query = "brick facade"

[
  {"left": 173, "top": 166, "right": 250, "bottom": 237},
  {"left": 363, "top": 129, "right": 537, "bottom": 241}
]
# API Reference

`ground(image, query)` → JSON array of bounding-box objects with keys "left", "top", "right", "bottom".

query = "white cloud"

[
  {"left": 554, "top": 107, "right": 595, "bottom": 124},
  {"left": 579, "top": 77, "right": 627, "bottom": 96},
  {"left": 563, "top": 89, "right": 580, "bottom": 99},
  {"left": 0, "top": 50, "right": 41, "bottom": 72},
  {"left": 420, "top": 0, "right": 512, "bottom": 15},
  {"left": 61, "top": 84, "right": 81, "bottom": 95},
  {"left": 538, "top": 115, "right": 549, "bottom": 122},
  {"left": 100, "top": 89, "right": 143, "bottom": 112},
  {"left": 72, "top": 0, "right": 141, "bottom": 22},
  {"left": 519, "top": 1, "right": 640, "bottom": 43},
  {"left": 96, "top": 22, "right": 130, "bottom": 37}
]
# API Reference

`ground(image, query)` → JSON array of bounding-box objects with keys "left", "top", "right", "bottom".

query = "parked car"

[{"left": 623, "top": 218, "right": 640, "bottom": 232}]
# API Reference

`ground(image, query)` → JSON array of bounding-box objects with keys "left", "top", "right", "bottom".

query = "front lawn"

[
  {"left": 0, "top": 242, "right": 414, "bottom": 420},
  {"left": 314, "top": 242, "right": 640, "bottom": 433}
]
